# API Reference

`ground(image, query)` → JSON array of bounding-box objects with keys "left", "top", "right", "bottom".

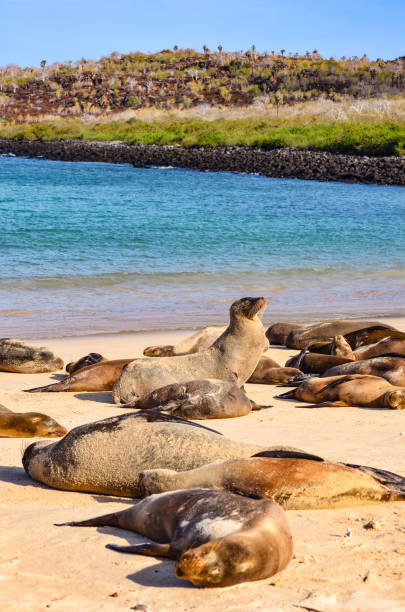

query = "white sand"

[{"left": 1, "top": 321, "right": 405, "bottom": 611}]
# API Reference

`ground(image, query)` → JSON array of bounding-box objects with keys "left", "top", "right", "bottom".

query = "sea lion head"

[
  {"left": 143, "top": 345, "right": 175, "bottom": 357},
  {"left": 384, "top": 390, "right": 405, "bottom": 410},
  {"left": 230, "top": 297, "right": 266, "bottom": 322}
]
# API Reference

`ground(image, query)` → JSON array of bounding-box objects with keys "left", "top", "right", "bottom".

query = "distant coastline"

[{"left": 1, "top": 138, "right": 404, "bottom": 185}]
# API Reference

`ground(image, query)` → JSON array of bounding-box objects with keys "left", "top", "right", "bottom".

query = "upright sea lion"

[
  {"left": 22, "top": 410, "right": 316, "bottom": 496},
  {"left": 113, "top": 297, "right": 268, "bottom": 404},
  {"left": 247, "top": 356, "right": 302, "bottom": 384},
  {"left": 66, "top": 353, "right": 107, "bottom": 374},
  {"left": 285, "top": 350, "right": 354, "bottom": 374},
  {"left": 0, "top": 338, "right": 63, "bottom": 373},
  {"left": 321, "top": 354, "right": 405, "bottom": 387},
  {"left": 265, "top": 322, "right": 303, "bottom": 346},
  {"left": 26, "top": 359, "right": 133, "bottom": 393},
  {"left": 143, "top": 326, "right": 227, "bottom": 357},
  {"left": 56, "top": 489, "right": 293, "bottom": 588},
  {"left": 0, "top": 404, "right": 67, "bottom": 437},
  {"left": 286, "top": 321, "right": 398, "bottom": 349},
  {"left": 139, "top": 457, "right": 405, "bottom": 510},
  {"left": 354, "top": 337, "right": 405, "bottom": 361},
  {"left": 123, "top": 379, "right": 254, "bottom": 420},
  {"left": 277, "top": 374, "right": 405, "bottom": 409}
]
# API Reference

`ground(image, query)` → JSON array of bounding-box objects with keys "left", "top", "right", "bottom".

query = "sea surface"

[{"left": 0, "top": 155, "right": 404, "bottom": 339}]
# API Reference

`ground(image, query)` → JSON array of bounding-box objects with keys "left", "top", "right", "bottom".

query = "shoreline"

[{"left": 1, "top": 138, "right": 405, "bottom": 185}]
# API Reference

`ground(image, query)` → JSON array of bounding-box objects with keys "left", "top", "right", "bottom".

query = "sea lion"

[
  {"left": 277, "top": 374, "right": 405, "bottom": 409},
  {"left": 0, "top": 405, "right": 67, "bottom": 437},
  {"left": 354, "top": 337, "right": 405, "bottom": 361},
  {"left": 66, "top": 353, "right": 107, "bottom": 374},
  {"left": 56, "top": 489, "right": 293, "bottom": 588},
  {"left": 285, "top": 350, "right": 354, "bottom": 374},
  {"left": 344, "top": 326, "right": 405, "bottom": 350},
  {"left": 0, "top": 338, "right": 63, "bottom": 373},
  {"left": 321, "top": 354, "right": 405, "bottom": 387},
  {"left": 307, "top": 335, "right": 355, "bottom": 359},
  {"left": 122, "top": 379, "right": 254, "bottom": 419},
  {"left": 139, "top": 457, "right": 405, "bottom": 510},
  {"left": 26, "top": 359, "right": 133, "bottom": 393},
  {"left": 286, "top": 320, "right": 398, "bottom": 349},
  {"left": 143, "top": 326, "right": 227, "bottom": 357},
  {"left": 265, "top": 322, "right": 303, "bottom": 346},
  {"left": 22, "top": 410, "right": 317, "bottom": 496},
  {"left": 112, "top": 297, "right": 268, "bottom": 405},
  {"left": 247, "top": 356, "right": 302, "bottom": 384}
]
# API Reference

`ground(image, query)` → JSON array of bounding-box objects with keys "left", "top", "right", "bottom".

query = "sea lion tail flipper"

[
  {"left": 301, "top": 401, "right": 349, "bottom": 408},
  {"left": 293, "top": 349, "right": 308, "bottom": 370},
  {"left": 249, "top": 399, "right": 273, "bottom": 410},
  {"left": 277, "top": 374, "right": 316, "bottom": 387},
  {"left": 275, "top": 389, "right": 297, "bottom": 399},
  {"left": 55, "top": 511, "right": 121, "bottom": 528},
  {"left": 24, "top": 383, "right": 59, "bottom": 393},
  {"left": 345, "top": 464, "right": 405, "bottom": 498},
  {"left": 106, "top": 542, "right": 175, "bottom": 558}
]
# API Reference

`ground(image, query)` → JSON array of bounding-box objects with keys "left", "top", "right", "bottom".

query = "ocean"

[{"left": 0, "top": 155, "right": 404, "bottom": 339}]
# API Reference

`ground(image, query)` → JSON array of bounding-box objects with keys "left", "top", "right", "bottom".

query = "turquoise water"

[{"left": 0, "top": 155, "right": 404, "bottom": 339}]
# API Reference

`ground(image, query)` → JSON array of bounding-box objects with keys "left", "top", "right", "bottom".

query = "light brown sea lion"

[
  {"left": 247, "top": 356, "right": 302, "bottom": 384},
  {"left": 66, "top": 353, "right": 107, "bottom": 374},
  {"left": 277, "top": 374, "right": 405, "bottom": 409},
  {"left": 123, "top": 379, "right": 255, "bottom": 419},
  {"left": 285, "top": 350, "right": 354, "bottom": 374},
  {"left": 113, "top": 297, "right": 268, "bottom": 405},
  {"left": 22, "top": 410, "right": 319, "bottom": 496},
  {"left": 139, "top": 457, "right": 405, "bottom": 510},
  {"left": 143, "top": 326, "right": 227, "bottom": 357},
  {"left": 0, "top": 405, "right": 67, "bottom": 437},
  {"left": 265, "top": 322, "right": 303, "bottom": 346},
  {"left": 344, "top": 326, "right": 405, "bottom": 350},
  {"left": 26, "top": 358, "right": 133, "bottom": 393},
  {"left": 0, "top": 338, "right": 63, "bottom": 373},
  {"left": 321, "top": 354, "right": 405, "bottom": 387},
  {"left": 56, "top": 489, "right": 293, "bottom": 588},
  {"left": 286, "top": 320, "right": 398, "bottom": 349},
  {"left": 354, "top": 337, "right": 405, "bottom": 361}
]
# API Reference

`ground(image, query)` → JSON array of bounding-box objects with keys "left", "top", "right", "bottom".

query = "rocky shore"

[{"left": 1, "top": 138, "right": 404, "bottom": 185}]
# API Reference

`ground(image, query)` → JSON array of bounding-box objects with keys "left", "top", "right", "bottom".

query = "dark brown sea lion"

[
  {"left": 247, "top": 356, "right": 302, "bottom": 384},
  {"left": 22, "top": 410, "right": 317, "bottom": 496},
  {"left": 56, "top": 489, "right": 293, "bottom": 588},
  {"left": 0, "top": 338, "right": 63, "bottom": 373},
  {"left": 265, "top": 322, "right": 303, "bottom": 346},
  {"left": 354, "top": 337, "right": 405, "bottom": 361},
  {"left": 66, "top": 353, "right": 107, "bottom": 374},
  {"left": 26, "top": 359, "right": 133, "bottom": 393},
  {"left": 0, "top": 404, "right": 67, "bottom": 437},
  {"left": 286, "top": 320, "right": 398, "bottom": 349},
  {"left": 139, "top": 457, "right": 405, "bottom": 510},
  {"left": 113, "top": 297, "right": 268, "bottom": 405},
  {"left": 123, "top": 379, "right": 254, "bottom": 419},
  {"left": 307, "top": 335, "right": 355, "bottom": 359},
  {"left": 285, "top": 350, "right": 354, "bottom": 374},
  {"left": 277, "top": 374, "right": 405, "bottom": 409},
  {"left": 143, "top": 326, "right": 226, "bottom": 357},
  {"left": 321, "top": 354, "right": 405, "bottom": 387},
  {"left": 344, "top": 326, "right": 405, "bottom": 350}
]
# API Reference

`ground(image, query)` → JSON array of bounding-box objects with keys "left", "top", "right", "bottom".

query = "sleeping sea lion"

[
  {"left": 277, "top": 374, "right": 405, "bottom": 409},
  {"left": 123, "top": 379, "right": 254, "bottom": 419},
  {"left": 143, "top": 326, "right": 227, "bottom": 357},
  {"left": 0, "top": 403, "right": 66, "bottom": 438},
  {"left": 285, "top": 350, "right": 354, "bottom": 374},
  {"left": 286, "top": 321, "right": 398, "bottom": 349},
  {"left": 354, "top": 337, "right": 405, "bottom": 361},
  {"left": 307, "top": 335, "right": 355, "bottom": 359},
  {"left": 66, "top": 353, "right": 107, "bottom": 374},
  {"left": 139, "top": 457, "right": 405, "bottom": 510},
  {"left": 247, "top": 356, "right": 302, "bottom": 384},
  {"left": 344, "top": 326, "right": 405, "bottom": 350},
  {"left": 321, "top": 354, "right": 405, "bottom": 387},
  {"left": 0, "top": 338, "right": 63, "bottom": 373},
  {"left": 56, "top": 489, "right": 293, "bottom": 588},
  {"left": 22, "top": 410, "right": 318, "bottom": 496},
  {"left": 265, "top": 322, "right": 303, "bottom": 346},
  {"left": 113, "top": 297, "right": 268, "bottom": 404}
]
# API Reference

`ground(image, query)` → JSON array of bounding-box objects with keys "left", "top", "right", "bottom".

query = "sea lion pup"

[
  {"left": 26, "top": 359, "right": 133, "bottom": 393},
  {"left": 139, "top": 457, "right": 405, "bottom": 510},
  {"left": 0, "top": 338, "right": 63, "bottom": 373},
  {"left": 122, "top": 379, "right": 255, "bottom": 419},
  {"left": 65, "top": 353, "right": 107, "bottom": 374},
  {"left": 277, "top": 374, "right": 405, "bottom": 409},
  {"left": 22, "top": 410, "right": 315, "bottom": 496},
  {"left": 285, "top": 350, "right": 354, "bottom": 374},
  {"left": 143, "top": 326, "right": 227, "bottom": 357},
  {"left": 321, "top": 354, "right": 405, "bottom": 387},
  {"left": 56, "top": 489, "right": 293, "bottom": 588},
  {"left": 286, "top": 320, "right": 398, "bottom": 349},
  {"left": 0, "top": 403, "right": 66, "bottom": 438},
  {"left": 265, "top": 322, "right": 303, "bottom": 346},
  {"left": 113, "top": 297, "right": 268, "bottom": 405},
  {"left": 247, "top": 356, "right": 302, "bottom": 384},
  {"left": 353, "top": 337, "right": 405, "bottom": 361}
]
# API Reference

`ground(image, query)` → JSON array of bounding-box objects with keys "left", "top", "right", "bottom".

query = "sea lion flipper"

[
  {"left": 25, "top": 383, "right": 59, "bottom": 393},
  {"left": 345, "top": 464, "right": 405, "bottom": 498},
  {"left": 252, "top": 449, "right": 325, "bottom": 462},
  {"left": 316, "top": 375, "right": 354, "bottom": 394},
  {"left": 106, "top": 542, "right": 174, "bottom": 558},
  {"left": 275, "top": 389, "right": 296, "bottom": 399},
  {"left": 301, "top": 401, "right": 348, "bottom": 408}
]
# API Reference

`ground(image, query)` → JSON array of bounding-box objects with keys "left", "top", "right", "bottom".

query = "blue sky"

[{"left": 2, "top": 0, "right": 404, "bottom": 67}]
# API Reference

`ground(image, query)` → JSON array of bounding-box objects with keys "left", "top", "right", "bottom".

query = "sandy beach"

[{"left": 1, "top": 320, "right": 405, "bottom": 611}]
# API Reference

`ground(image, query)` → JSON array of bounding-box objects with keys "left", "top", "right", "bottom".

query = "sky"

[{"left": 1, "top": 0, "right": 404, "bottom": 68}]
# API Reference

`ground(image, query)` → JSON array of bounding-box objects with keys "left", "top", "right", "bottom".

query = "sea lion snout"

[
  {"left": 385, "top": 390, "right": 405, "bottom": 409},
  {"left": 231, "top": 297, "right": 266, "bottom": 320},
  {"left": 176, "top": 547, "right": 224, "bottom": 586}
]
